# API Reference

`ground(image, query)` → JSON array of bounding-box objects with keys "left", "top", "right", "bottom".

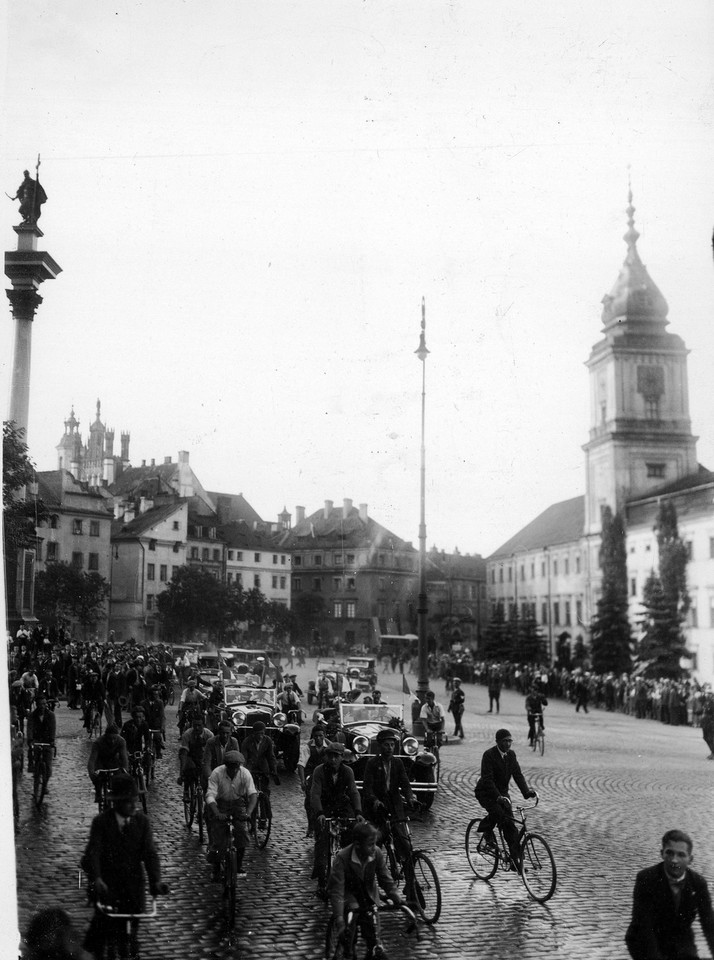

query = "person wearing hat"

[
  {"left": 177, "top": 676, "right": 206, "bottom": 736},
  {"left": 474, "top": 729, "right": 537, "bottom": 866},
  {"left": 202, "top": 720, "right": 240, "bottom": 784},
  {"left": 177, "top": 715, "right": 212, "bottom": 797},
  {"left": 242, "top": 721, "right": 279, "bottom": 794},
  {"left": 310, "top": 741, "right": 364, "bottom": 900},
  {"left": 448, "top": 678, "right": 466, "bottom": 739},
  {"left": 297, "top": 724, "right": 329, "bottom": 837},
  {"left": 363, "top": 728, "right": 417, "bottom": 880},
  {"left": 525, "top": 683, "right": 549, "bottom": 747},
  {"left": 87, "top": 725, "right": 130, "bottom": 805},
  {"left": 205, "top": 750, "right": 257, "bottom": 881},
  {"left": 27, "top": 693, "right": 56, "bottom": 779},
  {"left": 81, "top": 772, "right": 168, "bottom": 960},
  {"left": 121, "top": 705, "right": 151, "bottom": 756},
  {"left": 81, "top": 669, "right": 106, "bottom": 736},
  {"left": 141, "top": 685, "right": 166, "bottom": 760}
]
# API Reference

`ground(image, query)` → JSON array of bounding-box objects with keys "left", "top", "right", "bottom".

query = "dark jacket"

[
  {"left": 474, "top": 745, "right": 531, "bottom": 805},
  {"left": 201, "top": 734, "right": 240, "bottom": 781},
  {"left": 82, "top": 809, "right": 161, "bottom": 912},
  {"left": 362, "top": 755, "right": 414, "bottom": 820},
  {"left": 310, "top": 762, "right": 362, "bottom": 818},
  {"left": 626, "top": 862, "right": 714, "bottom": 959},
  {"left": 328, "top": 843, "right": 398, "bottom": 921},
  {"left": 242, "top": 733, "right": 277, "bottom": 777}
]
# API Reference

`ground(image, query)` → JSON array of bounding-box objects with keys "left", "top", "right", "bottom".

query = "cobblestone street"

[{"left": 13, "top": 667, "right": 714, "bottom": 959}]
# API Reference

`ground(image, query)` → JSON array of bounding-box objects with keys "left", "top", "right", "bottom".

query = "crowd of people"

[{"left": 9, "top": 621, "right": 714, "bottom": 959}]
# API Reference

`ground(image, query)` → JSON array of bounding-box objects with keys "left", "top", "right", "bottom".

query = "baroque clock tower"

[{"left": 583, "top": 192, "right": 698, "bottom": 535}]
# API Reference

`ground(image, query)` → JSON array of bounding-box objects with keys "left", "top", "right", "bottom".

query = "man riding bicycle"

[
  {"left": 474, "top": 729, "right": 537, "bottom": 865},
  {"left": 242, "top": 720, "right": 280, "bottom": 794},
  {"left": 311, "top": 742, "right": 365, "bottom": 900},
  {"left": 87, "top": 725, "right": 129, "bottom": 804},
  {"left": 205, "top": 750, "right": 257, "bottom": 881},
  {"left": 177, "top": 715, "right": 212, "bottom": 795},
  {"left": 525, "top": 685, "right": 548, "bottom": 746},
  {"left": 362, "top": 728, "right": 418, "bottom": 869},
  {"left": 27, "top": 693, "right": 56, "bottom": 779},
  {"left": 121, "top": 706, "right": 151, "bottom": 755},
  {"left": 298, "top": 723, "right": 329, "bottom": 838},
  {"left": 81, "top": 670, "right": 106, "bottom": 735},
  {"left": 419, "top": 690, "right": 446, "bottom": 746},
  {"left": 177, "top": 678, "right": 206, "bottom": 736}
]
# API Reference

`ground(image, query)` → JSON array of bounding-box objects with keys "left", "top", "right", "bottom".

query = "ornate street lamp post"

[{"left": 415, "top": 298, "right": 429, "bottom": 703}]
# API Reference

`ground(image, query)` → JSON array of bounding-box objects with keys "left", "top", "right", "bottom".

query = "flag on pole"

[{"left": 402, "top": 675, "right": 411, "bottom": 696}]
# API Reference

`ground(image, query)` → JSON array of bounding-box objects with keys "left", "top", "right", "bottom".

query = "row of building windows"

[
  {"left": 225, "top": 551, "right": 288, "bottom": 564},
  {"left": 492, "top": 598, "right": 584, "bottom": 627},
  {"left": 294, "top": 553, "right": 404, "bottom": 569},
  {"left": 70, "top": 519, "right": 102, "bottom": 536},
  {"left": 333, "top": 601, "right": 357, "bottom": 618},
  {"left": 491, "top": 554, "right": 582, "bottom": 584}
]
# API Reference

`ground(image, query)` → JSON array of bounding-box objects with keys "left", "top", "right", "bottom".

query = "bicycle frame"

[{"left": 95, "top": 767, "right": 122, "bottom": 810}]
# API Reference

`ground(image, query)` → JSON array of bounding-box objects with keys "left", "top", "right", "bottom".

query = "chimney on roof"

[
  {"left": 178, "top": 451, "right": 189, "bottom": 464},
  {"left": 164, "top": 456, "right": 171, "bottom": 465},
  {"left": 139, "top": 497, "right": 153, "bottom": 514},
  {"left": 124, "top": 504, "right": 135, "bottom": 523},
  {"left": 296, "top": 505, "right": 305, "bottom": 524},
  {"left": 324, "top": 500, "right": 333, "bottom": 519},
  {"left": 141, "top": 460, "right": 146, "bottom": 467},
  {"left": 114, "top": 501, "right": 123, "bottom": 520},
  {"left": 359, "top": 503, "right": 368, "bottom": 523},
  {"left": 343, "top": 498, "right": 353, "bottom": 519},
  {"left": 150, "top": 458, "right": 155, "bottom": 467}
]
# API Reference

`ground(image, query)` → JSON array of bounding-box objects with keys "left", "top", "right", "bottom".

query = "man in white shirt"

[
  {"left": 205, "top": 750, "right": 257, "bottom": 881},
  {"left": 419, "top": 690, "right": 446, "bottom": 745}
]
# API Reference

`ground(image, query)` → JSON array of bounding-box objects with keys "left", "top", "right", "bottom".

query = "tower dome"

[{"left": 600, "top": 189, "right": 668, "bottom": 332}]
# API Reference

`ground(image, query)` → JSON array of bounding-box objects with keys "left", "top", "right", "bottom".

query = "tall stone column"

[{"left": 5, "top": 221, "right": 62, "bottom": 623}]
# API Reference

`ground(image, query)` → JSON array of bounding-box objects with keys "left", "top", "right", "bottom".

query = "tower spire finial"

[{"left": 624, "top": 166, "right": 640, "bottom": 249}]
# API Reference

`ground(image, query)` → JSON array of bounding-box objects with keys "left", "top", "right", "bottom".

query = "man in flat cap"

[{"left": 205, "top": 750, "right": 257, "bottom": 881}]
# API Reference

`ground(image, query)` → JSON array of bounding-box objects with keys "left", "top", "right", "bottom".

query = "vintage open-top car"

[
  {"left": 336, "top": 700, "right": 438, "bottom": 808},
  {"left": 345, "top": 656, "right": 378, "bottom": 694},
  {"left": 222, "top": 681, "right": 301, "bottom": 772},
  {"left": 307, "top": 659, "right": 354, "bottom": 706}
]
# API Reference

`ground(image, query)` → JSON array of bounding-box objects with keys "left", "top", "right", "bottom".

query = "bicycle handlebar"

[{"left": 96, "top": 898, "right": 157, "bottom": 919}]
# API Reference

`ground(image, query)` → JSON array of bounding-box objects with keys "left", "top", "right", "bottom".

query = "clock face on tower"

[{"left": 637, "top": 365, "right": 664, "bottom": 398}]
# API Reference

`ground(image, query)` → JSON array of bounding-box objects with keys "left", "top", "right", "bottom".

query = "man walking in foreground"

[{"left": 626, "top": 829, "right": 714, "bottom": 959}]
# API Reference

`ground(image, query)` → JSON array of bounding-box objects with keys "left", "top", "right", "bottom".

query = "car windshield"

[
  {"left": 224, "top": 685, "right": 275, "bottom": 708},
  {"left": 339, "top": 703, "right": 403, "bottom": 725}
]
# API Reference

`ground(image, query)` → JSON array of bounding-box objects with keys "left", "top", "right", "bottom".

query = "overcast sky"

[{"left": 2, "top": 0, "right": 713, "bottom": 559}]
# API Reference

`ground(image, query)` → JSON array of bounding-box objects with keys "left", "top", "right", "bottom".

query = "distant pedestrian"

[
  {"left": 625, "top": 829, "right": 714, "bottom": 959},
  {"left": 574, "top": 675, "right": 589, "bottom": 713},
  {"left": 487, "top": 671, "right": 502, "bottom": 714},
  {"left": 448, "top": 678, "right": 465, "bottom": 739}
]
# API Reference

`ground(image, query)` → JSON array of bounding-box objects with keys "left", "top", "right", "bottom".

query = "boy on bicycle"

[
  {"left": 328, "top": 820, "right": 403, "bottom": 960},
  {"left": 525, "top": 685, "right": 548, "bottom": 746}
]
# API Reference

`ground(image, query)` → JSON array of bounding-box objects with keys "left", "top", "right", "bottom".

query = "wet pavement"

[{"left": 13, "top": 663, "right": 714, "bottom": 959}]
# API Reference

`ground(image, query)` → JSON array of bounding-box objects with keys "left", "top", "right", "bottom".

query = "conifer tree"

[{"left": 590, "top": 506, "right": 632, "bottom": 674}]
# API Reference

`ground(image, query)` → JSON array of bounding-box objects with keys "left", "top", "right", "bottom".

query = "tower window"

[
  {"left": 644, "top": 397, "right": 661, "bottom": 420},
  {"left": 646, "top": 463, "right": 665, "bottom": 479}
]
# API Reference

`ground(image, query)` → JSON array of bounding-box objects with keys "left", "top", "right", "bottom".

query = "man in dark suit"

[
  {"left": 626, "top": 829, "right": 714, "bottom": 959},
  {"left": 82, "top": 773, "right": 168, "bottom": 960},
  {"left": 474, "top": 728, "right": 536, "bottom": 865},
  {"left": 242, "top": 720, "right": 279, "bottom": 793}
]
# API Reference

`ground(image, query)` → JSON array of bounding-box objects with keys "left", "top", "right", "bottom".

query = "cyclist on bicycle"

[
  {"left": 121, "top": 706, "right": 152, "bottom": 755},
  {"left": 242, "top": 720, "right": 280, "bottom": 793},
  {"left": 27, "top": 693, "right": 56, "bottom": 779},
  {"left": 177, "top": 715, "right": 212, "bottom": 795},
  {"left": 177, "top": 678, "right": 206, "bottom": 736},
  {"left": 419, "top": 690, "right": 446, "bottom": 746},
  {"left": 37, "top": 669, "right": 59, "bottom": 709},
  {"left": 328, "top": 820, "right": 403, "bottom": 960},
  {"left": 205, "top": 750, "right": 257, "bottom": 881},
  {"left": 142, "top": 686, "right": 166, "bottom": 760},
  {"left": 298, "top": 723, "right": 329, "bottom": 837},
  {"left": 363, "top": 728, "right": 418, "bottom": 867},
  {"left": 277, "top": 682, "right": 301, "bottom": 720},
  {"left": 87, "top": 725, "right": 129, "bottom": 804},
  {"left": 474, "top": 729, "right": 537, "bottom": 866},
  {"left": 311, "top": 742, "right": 365, "bottom": 900},
  {"left": 81, "top": 670, "right": 106, "bottom": 736},
  {"left": 525, "top": 684, "right": 548, "bottom": 747}
]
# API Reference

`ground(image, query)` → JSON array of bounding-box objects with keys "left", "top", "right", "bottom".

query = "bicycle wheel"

[
  {"left": 33, "top": 762, "right": 47, "bottom": 809},
  {"left": 412, "top": 851, "right": 441, "bottom": 925},
  {"left": 520, "top": 832, "right": 557, "bottom": 903},
  {"left": 197, "top": 789, "right": 205, "bottom": 844},
  {"left": 226, "top": 849, "right": 238, "bottom": 930},
  {"left": 538, "top": 730, "right": 545, "bottom": 756},
  {"left": 253, "top": 793, "right": 271, "bottom": 849},
  {"left": 168, "top": 684, "right": 175, "bottom": 706},
  {"left": 465, "top": 819, "right": 498, "bottom": 879},
  {"left": 184, "top": 783, "right": 196, "bottom": 828},
  {"left": 136, "top": 769, "right": 147, "bottom": 813}
]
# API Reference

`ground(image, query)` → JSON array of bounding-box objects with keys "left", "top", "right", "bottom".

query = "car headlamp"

[
  {"left": 402, "top": 736, "right": 419, "bottom": 756},
  {"left": 232, "top": 709, "right": 247, "bottom": 726},
  {"left": 353, "top": 735, "right": 370, "bottom": 755},
  {"left": 273, "top": 712, "right": 287, "bottom": 728}
]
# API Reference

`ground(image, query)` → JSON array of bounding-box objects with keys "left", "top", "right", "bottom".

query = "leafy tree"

[
  {"left": 35, "top": 562, "right": 110, "bottom": 637},
  {"left": 512, "top": 616, "right": 547, "bottom": 664},
  {"left": 156, "top": 566, "right": 231, "bottom": 642},
  {"left": 292, "top": 593, "right": 326, "bottom": 642},
  {"left": 637, "top": 501, "right": 691, "bottom": 678},
  {"left": 482, "top": 603, "right": 509, "bottom": 660},
  {"left": 265, "top": 601, "right": 296, "bottom": 640},
  {"left": 590, "top": 506, "right": 632, "bottom": 674}
]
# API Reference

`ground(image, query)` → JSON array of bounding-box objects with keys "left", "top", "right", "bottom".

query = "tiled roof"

[
  {"left": 626, "top": 464, "right": 714, "bottom": 502},
  {"left": 112, "top": 501, "right": 185, "bottom": 540},
  {"left": 221, "top": 520, "right": 283, "bottom": 550},
  {"left": 208, "top": 491, "right": 262, "bottom": 525},
  {"left": 109, "top": 463, "right": 178, "bottom": 496},
  {"left": 36, "top": 471, "right": 111, "bottom": 510},
  {"left": 488, "top": 495, "right": 585, "bottom": 560},
  {"left": 279, "top": 506, "right": 414, "bottom": 553}
]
